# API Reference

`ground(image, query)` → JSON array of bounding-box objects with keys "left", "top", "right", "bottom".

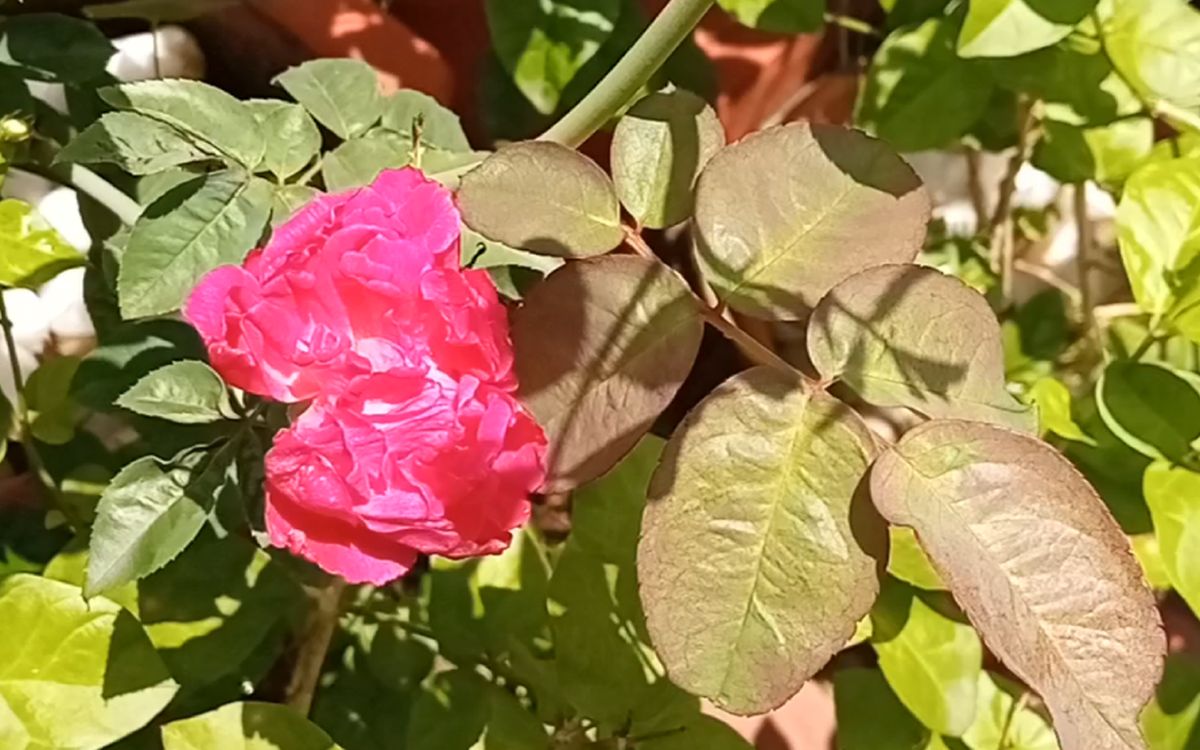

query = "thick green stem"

[{"left": 539, "top": 0, "right": 715, "bottom": 147}]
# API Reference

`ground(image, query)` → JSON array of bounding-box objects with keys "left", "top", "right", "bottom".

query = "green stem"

[
  {"left": 1130, "top": 331, "right": 1161, "bottom": 361},
  {"left": 539, "top": 0, "right": 715, "bottom": 147},
  {"left": 0, "top": 292, "right": 82, "bottom": 531},
  {"left": 14, "top": 164, "right": 141, "bottom": 227}
]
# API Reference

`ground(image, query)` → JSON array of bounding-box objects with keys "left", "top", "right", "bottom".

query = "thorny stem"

[
  {"left": 0, "top": 293, "right": 83, "bottom": 530},
  {"left": 621, "top": 227, "right": 813, "bottom": 383},
  {"left": 285, "top": 576, "right": 347, "bottom": 716},
  {"left": 539, "top": 0, "right": 715, "bottom": 147}
]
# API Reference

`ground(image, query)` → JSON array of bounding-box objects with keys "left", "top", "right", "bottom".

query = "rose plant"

[{"left": 0, "top": 1, "right": 1197, "bottom": 749}]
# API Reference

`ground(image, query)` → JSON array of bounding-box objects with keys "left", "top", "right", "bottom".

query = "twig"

[
  {"left": 1012, "top": 259, "right": 1080, "bottom": 304},
  {"left": 965, "top": 147, "right": 988, "bottom": 225},
  {"left": 539, "top": 0, "right": 715, "bottom": 146},
  {"left": 1130, "top": 332, "right": 1161, "bottom": 362},
  {"left": 621, "top": 227, "right": 813, "bottom": 383},
  {"left": 1074, "top": 183, "right": 1099, "bottom": 343},
  {"left": 285, "top": 576, "right": 347, "bottom": 716},
  {"left": 0, "top": 293, "right": 83, "bottom": 531},
  {"left": 824, "top": 11, "right": 881, "bottom": 38},
  {"left": 997, "top": 691, "right": 1030, "bottom": 749},
  {"left": 988, "top": 97, "right": 1038, "bottom": 301}
]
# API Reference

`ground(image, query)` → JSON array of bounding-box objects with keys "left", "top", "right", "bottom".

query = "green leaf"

[
  {"left": 0, "top": 575, "right": 177, "bottom": 749},
  {"left": 511, "top": 255, "right": 702, "bottom": 490},
  {"left": 25, "top": 356, "right": 82, "bottom": 445},
  {"left": 0, "top": 13, "right": 115, "bottom": 82},
  {"left": 871, "top": 579, "right": 982, "bottom": 736},
  {"left": 808, "top": 264, "right": 1035, "bottom": 432},
  {"left": 1142, "top": 654, "right": 1200, "bottom": 750},
  {"left": 461, "top": 226, "right": 563, "bottom": 299},
  {"left": 990, "top": 44, "right": 1141, "bottom": 127},
  {"left": 86, "top": 446, "right": 234, "bottom": 595},
  {"left": 101, "top": 79, "right": 265, "bottom": 169},
  {"left": 272, "top": 185, "right": 320, "bottom": 226},
  {"left": 117, "top": 360, "right": 234, "bottom": 424},
  {"left": 694, "top": 122, "right": 930, "bottom": 318},
  {"left": 459, "top": 141, "right": 623, "bottom": 258},
  {"left": 856, "top": 18, "right": 995, "bottom": 151},
  {"left": 639, "top": 367, "right": 885, "bottom": 714},
  {"left": 1096, "top": 361, "right": 1200, "bottom": 463},
  {"left": 1032, "top": 117, "right": 1154, "bottom": 185},
  {"left": 1130, "top": 533, "right": 1172, "bottom": 591},
  {"left": 162, "top": 701, "right": 341, "bottom": 749},
  {"left": 245, "top": 100, "right": 321, "bottom": 180},
  {"left": 958, "top": 0, "right": 1097, "bottom": 58},
  {"left": 380, "top": 90, "right": 470, "bottom": 152},
  {"left": 274, "top": 58, "right": 383, "bottom": 140},
  {"left": 1116, "top": 157, "right": 1200, "bottom": 335},
  {"left": 58, "top": 111, "right": 216, "bottom": 175},
  {"left": 71, "top": 319, "right": 206, "bottom": 410},
  {"left": 1063, "top": 391, "right": 1154, "bottom": 535},
  {"left": 640, "top": 715, "right": 754, "bottom": 749},
  {"left": 0, "top": 198, "right": 84, "bottom": 288},
  {"left": 611, "top": 89, "right": 725, "bottom": 229},
  {"left": 485, "top": 0, "right": 620, "bottom": 114},
  {"left": 834, "top": 667, "right": 931, "bottom": 750},
  {"left": 888, "top": 526, "right": 944, "bottom": 590},
  {"left": 1104, "top": 0, "right": 1200, "bottom": 111},
  {"left": 1029, "top": 377, "right": 1095, "bottom": 445},
  {"left": 870, "top": 419, "right": 1165, "bottom": 750},
  {"left": 320, "top": 129, "right": 412, "bottom": 193},
  {"left": 717, "top": 0, "right": 826, "bottom": 33},
  {"left": 1145, "top": 462, "right": 1200, "bottom": 617},
  {"left": 118, "top": 170, "right": 273, "bottom": 318},
  {"left": 406, "top": 670, "right": 548, "bottom": 750},
  {"left": 550, "top": 437, "right": 697, "bottom": 733},
  {"left": 962, "top": 672, "right": 1059, "bottom": 750}
]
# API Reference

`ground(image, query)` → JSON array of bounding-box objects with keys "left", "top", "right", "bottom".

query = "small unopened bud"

[{"left": 0, "top": 118, "right": 29, "bottom": 142}]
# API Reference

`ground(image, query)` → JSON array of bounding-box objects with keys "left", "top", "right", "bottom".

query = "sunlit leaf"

[
  {"left": 640, "top": 367, "right": 885, "bottom": 714},
  {"left": 272, "top": 185, "right": 320, "bottom": 226},
  {"left": 459, "top": 141, "right": 623, "bottom": 258},
  {"left": 1096, "top": 361, "right": 1200, "bottom": 463},
  {"left": 0, "top": 575, "right": 177, "bottom": 749},
  {"left": 0, "top": 199, "right": 84, "bottom": 289},
  {"left": 245, "top": 100, "right": 321, "bottom": 181},
  {"left": 694, "top": 122, "right": 929, "bottom": 319},
  {"left": 274, "top": 58, "right": 383, "bottom": 140},
  {"left": 990, "top": 45, "right": 1141, "bottom": 127},
  {"left": 871, "top": 579, "right": 982, "bottom": 736},
  {"left": 101, "top": 79, "right": 265, "bottom": 169},
  {"left": 888, "top": 526, "right": 944, "bottom": 590},
  {"left": 962, "top": 672, "right": 1059, "bottom": 750},
  {"left": 1029, "top": 377, "right": 1095, "bottom": 445},
  {"left": 118, "top": 170, "right": 272, "bottom": 318},
  {"left": 1032, "top": 117, "right": 1154, "bottom": 186},
  {"left": 857, "top": 18, "right": 994, "bottom": 151},
  {"left": 380, "top": 90, "right": 470, "bottom": 152},
  {"left": 958, "top": 0, "right": 1097, "bottom": 58},
  {"left": 808, "top": 264, "right": 1035, "bottom": 432},
  {"left": 1116, "top": 157, "right": 1200, "bottom": 339},
  {"left": 1145, "top": 462, "right": 1200, "bottom": 617},
  {"left": 117, "top": 360, "right": 234, "bottom": 424},
  {"left": 512, "top": 255, "right": 702, "bottom": 490},
  {"left": 320, "top": 130, "right": 412, "bottom": 193},
  {"left": 871, "top": 419, "right": 1165, "bottom": 750},
  {"left": 611, "top": 89, "right": 725, "bottom": 229},
  {"left": 162, "top": 701, "right": 340, "bottom": 750},
  {"left": 1104, "top": 0, "right": 1200, "bottom": 111},
  {"left": 484, "top": 0, "right": 620, "bottom": 114},
  {"left": 59, "top": 111, "right": 216, "bottom": 175},
  {"left": 86, "top": 446, "right": 235, "bottom": 596}
]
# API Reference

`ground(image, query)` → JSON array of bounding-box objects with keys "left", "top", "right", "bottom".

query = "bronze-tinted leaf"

[
  {"left": 458, "top": 141, "right": 622, "bottom": 258},
  {"left": 639, "top": 367, "right": 885, "bottom": 714},
  {"left": 512, "top": 255, "right": 702, "bottom": 491},
  {"left": 692, "top": 122, "right": 930, "bottom": 319},
  {"left": 870, "top": 419, "right": 1165, "bottom": 750},
  {"left": 808, "top": 264, "right": 1035, "bottom": 432}
]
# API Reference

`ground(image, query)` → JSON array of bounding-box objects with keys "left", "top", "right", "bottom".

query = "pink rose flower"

[
  {"left": 184, "top": 168, "right": 546, "bottom": 584},
  {"left": 264, "top": 369, "right": 546, "bottom": 584},
  {"left": 184, "top": 168, "right": 514, "bottom": 402}
]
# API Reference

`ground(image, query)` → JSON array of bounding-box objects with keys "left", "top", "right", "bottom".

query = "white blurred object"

[
  {"left": 36, "top": 188, "right": 92, "bottom": 251},
  {"left": 108, "top": 25, "right": 206, "bottom": 81},
  {"left": 41, "top": 269, "right": 95, "bottom": 340},
  {"left": 0, "top": 289, "right": 50, "bottom": 406}
]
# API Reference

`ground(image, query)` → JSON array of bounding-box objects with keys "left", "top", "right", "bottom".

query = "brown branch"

[{"left": 285, "top": 576, "right": 347, "bottom": 716}]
